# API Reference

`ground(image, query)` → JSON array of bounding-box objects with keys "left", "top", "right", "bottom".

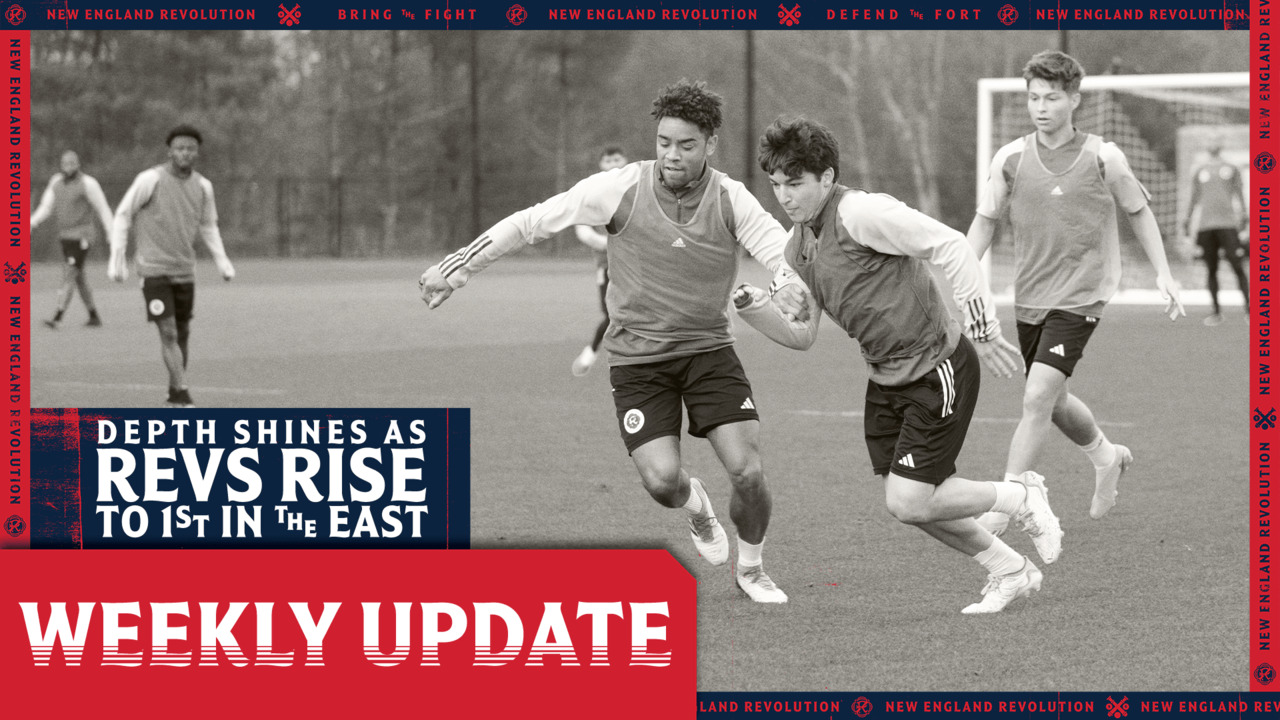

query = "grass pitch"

[{"left": 31, "top": 255, "right": 1248, "bottom": 691}]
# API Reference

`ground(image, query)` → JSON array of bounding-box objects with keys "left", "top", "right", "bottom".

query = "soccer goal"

[{"left": 976, "top": 71, "right": 1250, "bottom": 296}]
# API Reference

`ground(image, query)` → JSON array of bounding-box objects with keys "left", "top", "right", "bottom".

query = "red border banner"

[
  {"left": 1252, "top": 0, "right": 1276, "bottom": 692},
  {"left": 1, "top": 30, "right": 30, "bottom": 550}
]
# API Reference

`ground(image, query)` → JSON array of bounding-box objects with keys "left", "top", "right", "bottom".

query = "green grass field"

[{"left": 31, "top": 255, "right": 1249, "bottom": 691}]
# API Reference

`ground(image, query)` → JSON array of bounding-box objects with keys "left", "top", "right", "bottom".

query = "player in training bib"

[
  {"left": 31, "top": 150, "right": 114, "bottom": 329},
  {"left": 967, "top": 51, "right": 1185, "bottom": 529},
  {"left": 420, "top": 80, "right": 805, "bottom": 603},
  {"left": 570, "top": 145, "right": 628, "bottom": 377},
  {"left": 1183, "top": 141, "right": 1248, "bottom": 326},
  {"left": 737, "top": 117, "right": 1062, "bottom": 613},
  {"left": 109, "top": 125, "right": 236, "bottom": 408}
]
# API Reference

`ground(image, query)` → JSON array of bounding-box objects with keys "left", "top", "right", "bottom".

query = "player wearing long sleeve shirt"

[
  {"left": 737, "top": 117, "right": 1061, "bottom": 614},
  {"left": 32, "top": 151, "right": 114, "bottom": 329},
  {"left": 420, "top": 80, "right": 798, "bottom": 603},
  {"left": 108, "top": 125, "right": 235, "bottom": 408},
  {"left": 967, "top": 51, "right": 1184, "bottom": 531}
]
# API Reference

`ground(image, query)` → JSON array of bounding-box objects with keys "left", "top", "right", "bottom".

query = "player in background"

[
  {"left": 32, "top": 150, "right": 113, "bottom": 329},
  {"left": 967, "top": 51, "right": 1185, "bottom": 529},
  {"left": 420, "top": 80, "right": 805, "bottom": 603},
  {"left": 737, "top": 117, "right": 1061, "bottom": 613},
  {"left": 109, "top": 125, "right": 235, "bottom": 408},
  {"left": 1182, "top": 141, "right": 1248, "bottom": 326},
  {"left": 570, "top": 145, "right": 628, "bottom": 376}
]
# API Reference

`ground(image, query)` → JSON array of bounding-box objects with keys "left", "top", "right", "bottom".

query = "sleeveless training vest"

[
  {"left": 1008, "top": 133, "right": 1121, "bottom": 310},
  {"left": 53, "top": 175, "right": 98, "bottom": 243},
  {"left": 134, "top": 166, "right": 209, "bottom": 278},
  {"left": 786, "top": 185, "right": 958, "bottom": 386},
  {"left": 605, "top": 161, "right": 738, "bottom": 364}
]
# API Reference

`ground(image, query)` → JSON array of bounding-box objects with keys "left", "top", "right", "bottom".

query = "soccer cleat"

[
  {"left": 571, "top": 346, "right": 597, "bottom": 377},
  {"left": 166, "top": 387, "right": 195, "bottom": 408},
  {"left": 1203, "top": 313, "right": 1224, "bottom": 327},
  {"left": 43, "top": 319, "right": 59, "bottom": 330},
  {"left": 686, "top": 477, "right": 729, "bottom": 566},
  {"left": 735, "top": 564, "right": 788, "bottom": 604},
  {"left": 85, "top": 314, "right": 102, "bottom": 327},
  {"left": 1011, "top": 471, "right": 1063, "bottom": 564},
  {"left": 1090, "top": 444, "right": 1133, "bottom": 519},
  {"left": 961, "top": 557, "right": 1043, "bottom": 614},
  {"left": 975, "top": 511, "right": 1010, "bottom": 536}
]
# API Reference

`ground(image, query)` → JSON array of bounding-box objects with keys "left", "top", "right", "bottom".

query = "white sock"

[
  {"left": 1080, "top": 434, "right": 1116, "bottom": 469},
  {"left": 738, "top": 537, "right": 764, "bottom": 567},
  {"left": 681, "top": 480, "right": 704, "bottom": 515},
  {"left": 990, "top": 482, "right": 1028, "bottom": 515},
  {"left": 974, "top": 537, "right": 1025, "bottom": 577}
]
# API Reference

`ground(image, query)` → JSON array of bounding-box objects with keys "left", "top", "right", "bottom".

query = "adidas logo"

[
  {"left": 741, "top": 397, "right": 755, "bottom": 410},
  {"left": 898, "top": 453, "right": 916, "bottom": 468},
  {"left": 1050, "top": 186, "right": 1064, "bottom": 196},
  {"left": 1049, "top": 344, "right": 1066, "bottom": 357},
  {"left": 1085, "top": 316, "right": 1098, "bottom": 324},
  {"left": 672, "top": 237, "right": 687, "bottom": 248}
]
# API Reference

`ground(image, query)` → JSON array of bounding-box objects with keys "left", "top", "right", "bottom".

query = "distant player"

[
  {"left": 738, "top": 117, "right": 1061, "bottom": 613},
  {"left": 420, "top": 80, "right": 805, "bottom": 603},
  {"left": 1183, "top": 141, "right": 1248, "bottom": 326},
  {"left": 109, "top": 125, "right": 235, "bottom": 408},
  {"left": 570, "top": 145, "right": 628, "bottom": 376},
  {"left": 967, "top": 51, "right": 1185, "bottom": 527},
  {"left": 31, "top": 150, "right": 113, "bottom": 329}
]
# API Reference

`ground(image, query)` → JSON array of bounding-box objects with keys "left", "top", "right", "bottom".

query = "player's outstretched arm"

[
  {"left": 733, "top": 283, "right": 819, "bottom": 350},
  {"left": 1129, "top": 206, "right": 1186, "bottom": 321},
  {"left": 966, "top": 214, "right": 997, "bottom": 261}
]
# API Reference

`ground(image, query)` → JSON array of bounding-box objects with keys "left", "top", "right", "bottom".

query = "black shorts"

[
  {"left": 864, "top": 336, "right": 980, "bottom": 485},
  {"left": 1016, "top": 309, "right": 1099, "bottom": 378},
  {"left": 59, "top": 239, "right": 88, "bottom": 268},
  {"left": 1197, "top": 228, "right": 1246, "bottom": 260},
  {"left": 142, "top": 276, "right": 195, "bottom": 323},
  {"left": 609, "top": 346, "right": 759, "bottom": 454}
]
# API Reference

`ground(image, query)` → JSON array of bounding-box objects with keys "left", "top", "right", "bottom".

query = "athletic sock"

[
  {"left": 738, "top": 537, "right": 763, "bottom": 567},
  {"left": 681, "top": 483, "right": 704, "bottom": 515},
  {"left": 990, "top": 481, "right": 1028, "bottom": 515},
  {"left": 974, "top": 537, "right": 1025, "bottom": 576},
  {"left": 1080, "top": 434, "right": 1117, "bottom": 469}
]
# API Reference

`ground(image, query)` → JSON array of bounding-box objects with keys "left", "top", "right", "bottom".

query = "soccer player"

[
  {"left": 420, "top": 80, "right": 801, "bottom": 603},
  {"left": 570, "top": 145, "right": 628, "bottom": 376},
  {"left": 967, "top": 51, "right": 1185, "bottom": 528},
  {"left": 736, "top": 116, "right": 1062, "bottom": 613},
  {"left": 31, "top": 150, "right": 113, "bottom": 329},
  {"left": 109, "top": 125, "right": 235, "bottom": 408},
  {"left": 1182, "top": 141, "right": 1248, "bottom": 326}
]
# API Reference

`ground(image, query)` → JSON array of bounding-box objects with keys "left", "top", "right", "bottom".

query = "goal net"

[{"left": 976, "top": 72, "right": 1250, "bottom": 299}]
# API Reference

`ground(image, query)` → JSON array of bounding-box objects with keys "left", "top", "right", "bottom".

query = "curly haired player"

[{"left": 420, "top": 80, "right": 805, "bottom": 603}]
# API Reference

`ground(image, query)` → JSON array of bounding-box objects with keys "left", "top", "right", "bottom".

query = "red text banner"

[{"left": 0, "top": 549, "right": 696, "bottom": 717}]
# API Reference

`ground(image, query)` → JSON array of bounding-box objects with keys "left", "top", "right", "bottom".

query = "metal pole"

[
  {"left": 743, "top": 30, "right": 755, "bottom": 194},
  {"left": 470, "top": 32, "right": 482, "bottom": 241}
]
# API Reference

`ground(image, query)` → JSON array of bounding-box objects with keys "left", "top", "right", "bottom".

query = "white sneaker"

[
  {"left": 687, "top": 477, "right": 729, "bottom": 566},
  {"left": 571, "top": 346, "right": 597, "bottom": 377},
  {"left": 735, "top": 564, "right": 788, "bottom": 603},
  {"left": 1011, "top": 471, "right": 1063, "bottom": 564},
  {"left": 1090, "top": 444, "right": 1132, "bottom": 519},
  {"left": 961, "top": 557, "right": 1043, "bottom": 614},
  {"left": 975, "top": 511, "right": 1010, "bottom": 536}
]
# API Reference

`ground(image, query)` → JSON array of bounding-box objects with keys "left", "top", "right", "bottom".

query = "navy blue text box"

[{"left": 33, "top": 408, "right": 469, "bottom": 549}]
